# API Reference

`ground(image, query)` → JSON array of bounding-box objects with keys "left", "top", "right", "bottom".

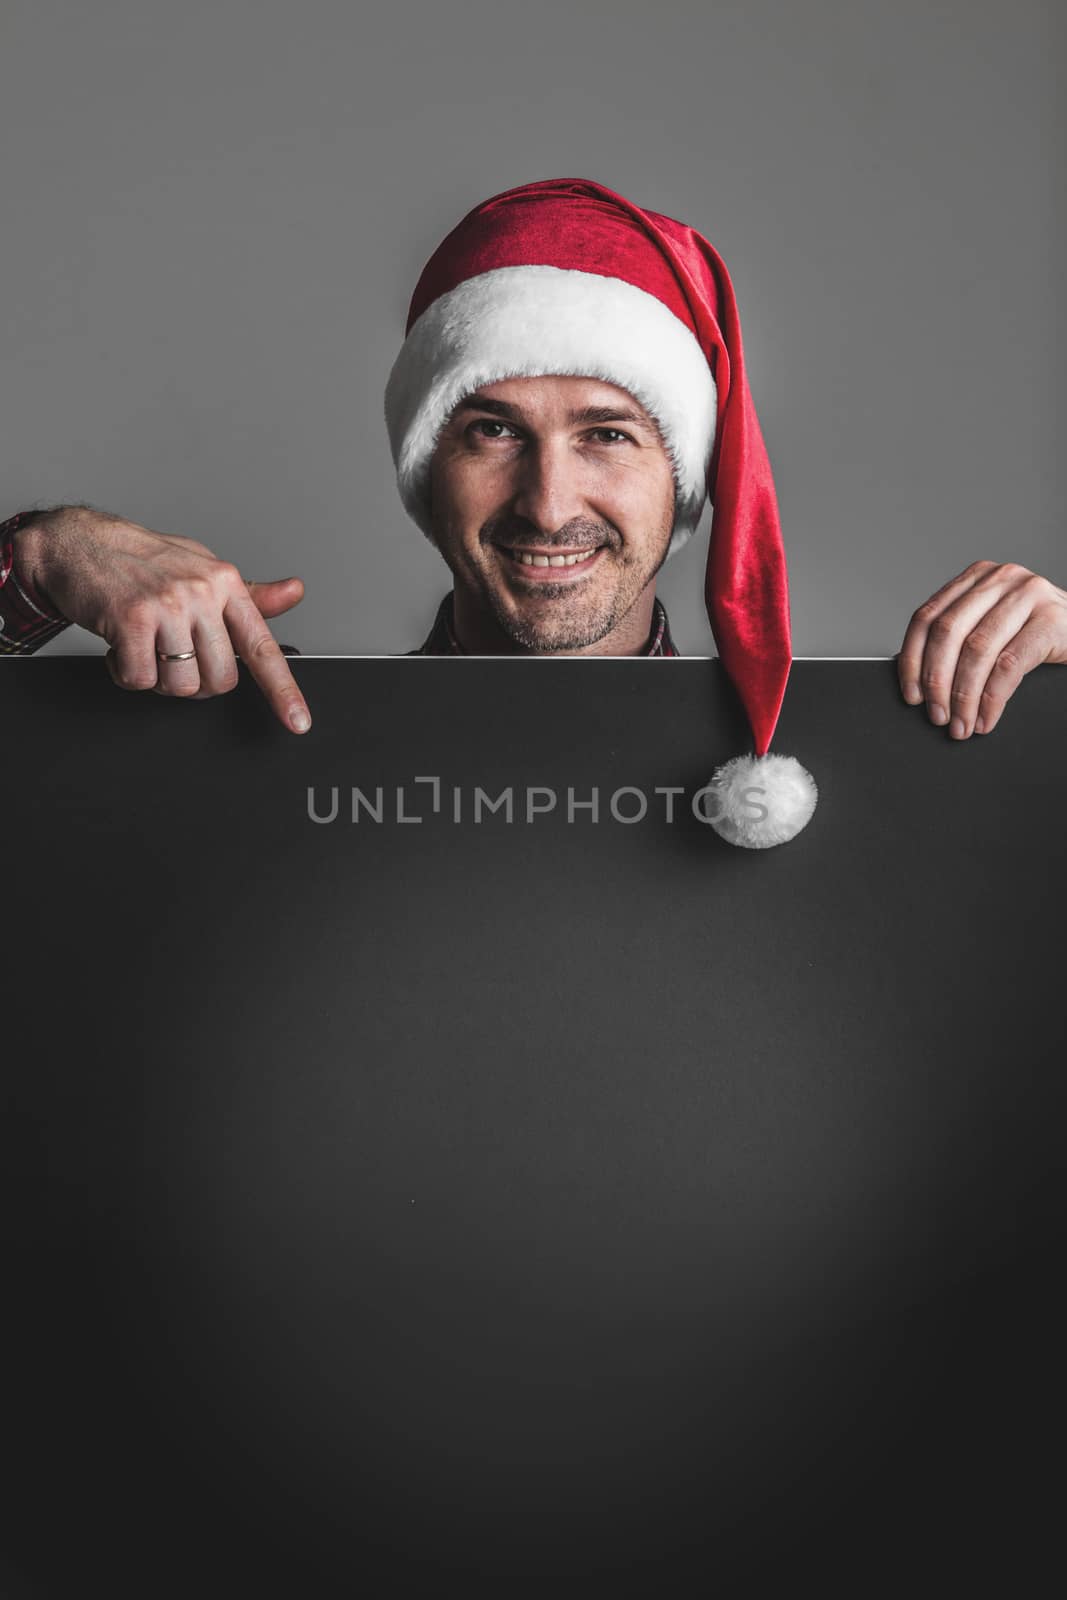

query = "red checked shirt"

[
  {"left": 1, "top": 510, "right": 682, "bottom": 658},
  {"left": 0, "top": 511, "right": 71, "bottom": 654}
]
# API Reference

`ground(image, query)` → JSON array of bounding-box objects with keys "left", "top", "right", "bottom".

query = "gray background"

[{"left": 2, "top": 0, "right": 1061, "bottom": 658}]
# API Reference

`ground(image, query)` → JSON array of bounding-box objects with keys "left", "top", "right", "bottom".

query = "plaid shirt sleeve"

[{"left": 0, "top": 511, "right": 71, "bottom": 655}]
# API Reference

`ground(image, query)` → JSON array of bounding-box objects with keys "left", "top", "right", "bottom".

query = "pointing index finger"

[{"left": 224, "top": 588, "right": 311, "bottom": 733}]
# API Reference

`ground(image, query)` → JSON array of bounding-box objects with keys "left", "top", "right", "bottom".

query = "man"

[{"left": 2, "top": 178, "right": 1065, "bottom": 754}]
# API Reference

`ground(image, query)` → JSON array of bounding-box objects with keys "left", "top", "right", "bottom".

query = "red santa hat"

[{"left": 385, "top": 177, "right": 818, "bottom": 848}]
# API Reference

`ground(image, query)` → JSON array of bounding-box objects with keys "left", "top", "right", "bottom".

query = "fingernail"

[
  {"left": 290, "top": 708, "right": 311, "bottom": 733},
  {"left": 928, "top": 703, "right": 948, "bottom": 725},
  {"left": 902, "top": 682, "right": 922, "bottom": 704},
  {"left": 975, "top": 715, "right": 986, "bottom": 734},
  {"left": 949, "top": 716, "right": 965, "bottom": 738}
]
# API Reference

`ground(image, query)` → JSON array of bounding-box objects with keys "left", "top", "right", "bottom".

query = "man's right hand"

[{"left": 13, "top": 506, "right": 312, "bottom": 734}]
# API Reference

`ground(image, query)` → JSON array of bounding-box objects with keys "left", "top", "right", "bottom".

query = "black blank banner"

[{"left": 2, "top": 657, "right": 1064, "bottom": 1594}]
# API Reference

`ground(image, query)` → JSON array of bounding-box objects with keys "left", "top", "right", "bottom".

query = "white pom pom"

[{"left": 705, "top": 752, "right": 818, "bottom": 849}]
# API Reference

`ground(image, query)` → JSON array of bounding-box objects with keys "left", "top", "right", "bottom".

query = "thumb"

[{"left": 245, "top": 576, "right": 305, "bottom": 619}]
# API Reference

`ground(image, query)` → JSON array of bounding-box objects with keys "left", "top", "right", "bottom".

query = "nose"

[{"left": 509, "top": 438, "right": 587, "bottom": 535}]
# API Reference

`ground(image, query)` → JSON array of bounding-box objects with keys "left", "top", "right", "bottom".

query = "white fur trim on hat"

[{"left": 384, "top": 264, "right": 717, "bottom": 560}]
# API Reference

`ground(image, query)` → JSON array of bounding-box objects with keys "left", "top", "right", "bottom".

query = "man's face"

[{"left": 427, "top": 375, "right": 676, "bottom": 653}]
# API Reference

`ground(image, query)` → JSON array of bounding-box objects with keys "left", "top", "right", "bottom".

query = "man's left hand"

[{"left": 896, "top": 561, "right": 1067, "bottom": 738}]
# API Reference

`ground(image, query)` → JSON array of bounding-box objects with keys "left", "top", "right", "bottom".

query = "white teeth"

[{"left": 512, "top": 549, "right": 597, "bottom": 567}]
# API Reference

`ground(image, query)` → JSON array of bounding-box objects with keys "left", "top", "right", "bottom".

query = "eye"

[
  {"left": 589, "top": 428, "right": 634, "bottom": 445},
  {"left": 468, "top": 419, "right": 520, "bottom": 441}
]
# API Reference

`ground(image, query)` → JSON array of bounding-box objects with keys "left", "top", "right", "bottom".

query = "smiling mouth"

[{"left": 494, "top": 543, "right": 606, "bottom": 576}]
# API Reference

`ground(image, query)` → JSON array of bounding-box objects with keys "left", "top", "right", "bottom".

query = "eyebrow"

[{"left": 455, "top": 394, "right": 658, "bottom": 432}]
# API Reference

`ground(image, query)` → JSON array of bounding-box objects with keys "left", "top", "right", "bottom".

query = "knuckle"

[
  {"left": 205, "top": 670, "right": 240, "bottom": 694},
  {"left": 929, "top": 615, "right": 958, "bottom": 645},
  {"left": 110, "top": 654, "right": 157, "bottom": 689},
  {"left": 212, "top": 656, "right": 241, "bottom": 691},
  {"left": 912, "top": 599, "right": 942, "bottom": 624},
  {"left": 248, "top": 631, "right": 281, "bottom": 662},
  {"left": 183, "top": 573, "right": 215, "bottom": 603},
  {"left": 960, "top": 629, "right": 995, "bottom": 661},
  {"left": 1000, "top": 562, "right": 1031, "bottom": 583},
  {"left": 994, "top": 646, "right": 1023, "bottom": 676},
  {"left": 212, "top": 560, "right": 243, "bottom": 589}
]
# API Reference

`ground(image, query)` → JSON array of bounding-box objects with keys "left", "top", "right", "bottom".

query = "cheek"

[
  {"left": 605, "top": 465, "right": 676, "bottom": 534},
  {"left": 433, "top": 455, "right": 499, "bottom": 524}
]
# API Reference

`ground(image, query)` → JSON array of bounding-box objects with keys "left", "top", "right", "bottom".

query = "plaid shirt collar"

[{"left": 412, "top": 592, "right": 681, "bottom": 657}]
